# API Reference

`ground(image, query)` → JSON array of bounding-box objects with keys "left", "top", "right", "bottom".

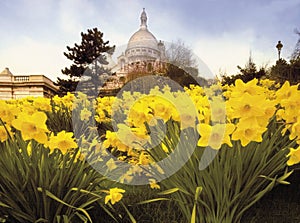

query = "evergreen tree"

[
  {"left": 56, "top": 28, "right": 115, "bottom": 95},
  {"left": 290, "top": 29, "right": 300, "bottom": 83},
  {"left": 221, "top": 54, "right": 266, "bottom": 86},
  {"left": 270, "top": 59, "right": 291, "bottom": 84},
  {"left": 291, "top": 29, "right": 300, "bottom": 61},
  {"left": 270, "top": 31, "right": 300, "bottom": 85}
]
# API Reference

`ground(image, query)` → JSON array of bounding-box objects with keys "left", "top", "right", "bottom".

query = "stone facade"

[
  {"left": 116, "top": 8, "right": 166, "bottom": 75},
  {"left": 101, "top": 8, "right": 166, "bottom": 90},
  {"left": 0, "top": 68, "right": 58, "bottom": 100}
]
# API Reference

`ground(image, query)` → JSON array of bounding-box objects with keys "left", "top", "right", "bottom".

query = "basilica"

[
  {"left": 102, "top": 8, "right": 167, "bottom": 90},
  {"left": 117, "top": 8, "right": 166, "bottom": 74}
]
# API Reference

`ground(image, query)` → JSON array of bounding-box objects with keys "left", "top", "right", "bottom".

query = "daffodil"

[
  {"left": 95, "top": 110, "right": 105, "bottom": 123},
  {"left": 0, "top": 101, "right": 21, "bottom": 125},
  {"left": 106, "top": 158, "right": 118, "bottom": 171},
  {"left": 197, "top": 123, "right": 212, "bottom": 148},
  {"left": 12, "top": 111, "right": 49, "bottom": 144},
  {"left": 209, "top": 97, "right": 226, "bottom": 123},
  {"left": 259, "top": 78, "right": 276, "bottom": 89},
  {"left": 226, "top": 93, "right": 266, "bottom": 120},
  {"left": 104, "top": 188, "right": 125, "bottom": 205},
  {"left": 231, "top": 78, "right": 265, "bottom": 97},
  {"left": 197, "top": 123, "right": 235, "bottom": 149},
  {"left": 276, "top": 81, "right": 299, "bottom": 101},
  {"left": 80, "top": 108, "right": 92, "bottom": 121},
  {"left": 286, "top": 147, "right": 300, "bottom": 166},
  {"left": 149, "top": 178, "right": 160, "bottom": 189},
  {"left": 48, "top": 130, "right": 78, "bottom": 154},
  {"left": 27, "top": 141, "right": 32, "bottom": 156},
  {"left": 32, "top": 97, "right": 51, "bottom": 112},
  {"left": 103, "top": 129, "right": 130, "bottom": 153},
  {"left": 289, "top": 120, "right": 300, "bottom": 143},
  {"left": 138, "top": 151, "right": 153, "bottom": 165},
  {"left": 61, "top": 92, "right": 76, "bottom": 110},
  {"left": 0, "top": 125, "right": 10, "bottom": 142},
  {"left": 102, "top": 131, "right": 118, "bottom": 149},
  {"left": 231, "top": 120, "right": 267, "bottom": 146},
  {"left": 127, "top": 97, "right": 153, "bottom": 127}
]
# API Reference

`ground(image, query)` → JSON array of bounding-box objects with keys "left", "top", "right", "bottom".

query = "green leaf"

[
  {"left": 157, "top": 188, "right": 180, "bottom": 195},
  {"left": 37, "top": 188, "right": 94, "bottom": 222},
  {"left": 191, "top": 203, "right": 196, "bottom": 223},
  {"left": 194, "top": 186, "right": 202, "bottom": 201},
  {"left": 136, "top": 198, "right": 170, "bottom": 205},
  {"left": 121, "top": 202, "right": 136, "bottom": 223}
]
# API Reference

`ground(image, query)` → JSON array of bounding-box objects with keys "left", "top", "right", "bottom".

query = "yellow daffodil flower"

[
  {"left": 149, "top": 178, "right": 160, "bottom": 189},
  {"left": 0, "top": 125, "right": 10, "bottom": 142},
  {"left": 104, "top": 188, "right": 125, "bottom": 205},
  {"left": 12, "top": 111, "right": 49, "bottom": 144},
  {"left": 287, "top": 147, "right": 300, "bottom": 166},
  {"left": 231, "top": 120, "right": 267, "bottom": 146},
  {"left": 80, "top": 108, "right": 92, "bottom": 121},
  {"left": 48, "top": 130, "right": 78, "bottom": 154},
  {"left": 197, "top": 123, "right": 235, "bottom": 149}
]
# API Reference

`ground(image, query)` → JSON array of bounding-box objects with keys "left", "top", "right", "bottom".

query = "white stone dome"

[
  {"left": 125, "top": 8, "right": 161, "bottom": 61},
  {"left": 127, "top": 29, "right": 159, "bottom": 51}
]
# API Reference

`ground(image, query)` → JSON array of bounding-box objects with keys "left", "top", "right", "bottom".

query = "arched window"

[{"left": 147, "top": 63, "right": 153, "bottom": 72}]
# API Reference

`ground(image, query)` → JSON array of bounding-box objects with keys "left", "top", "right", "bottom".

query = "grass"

[
  {"left": 90, "top": 184, "right": 184, "bottom": 223},
  {"left": 241, "top": 168, "right": 300, "bottom": 223},
  {"left": 88, "top": 168, "right": 300, "bottom": 223}
]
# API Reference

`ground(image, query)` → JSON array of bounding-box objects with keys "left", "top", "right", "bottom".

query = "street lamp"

[{"left": 276, "top": 40, "right": 283, "bottom": 60}]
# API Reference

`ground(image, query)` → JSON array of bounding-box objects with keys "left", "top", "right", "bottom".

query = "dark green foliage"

[
  {"left": 270, "top": 30, "right": 300, "bottom": 85},
  {"left": 270, "top": 58, "right": 292, "bottom": 84},
  {"left": 221, "top": 57, "right": 266, "bottom": 85},
  {"left": 0, "top": 138, "right": 112, "bottom": 222},
  {"left": 62, "top": 28, "right": 114, "bottom": 78},
  {"left": 242, "top": 168, "right": 300, "bottom": 222},
  {"left": 164, "top": 63, "right": 208, "bottom": 87},
  {"left": 56, "top": 28, "right": 115, "bottom": 95},
  {"left": 269, "top": 58, "right": 300, "bottom": 85},
  {"left": 291, "top": 29, "right": 300, "bottom": 61},
  {"left": 55, "top": 78, "right": 79, "bottom": 97}
]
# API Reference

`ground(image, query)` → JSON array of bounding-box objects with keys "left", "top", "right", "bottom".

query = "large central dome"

[
  {"left": 125, "top": 8, "right": 161, "bottom": 62},
  {"left": 127, "top": 29, "right": 159, "bottom": 51},
  {"left": 116, "top": 8, "right": 166, "bottom": 76}
]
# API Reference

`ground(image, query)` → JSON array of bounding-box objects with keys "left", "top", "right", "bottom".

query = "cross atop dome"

[{"left": 140, "top": 8, "right": 147, "bottom": 29}]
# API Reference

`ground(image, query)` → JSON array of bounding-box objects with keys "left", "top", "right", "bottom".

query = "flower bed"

[{"left": 0, "top": 78, "right": 300, "bottom": 222}]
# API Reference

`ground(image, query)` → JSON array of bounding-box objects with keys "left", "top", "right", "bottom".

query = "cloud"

[
  {"left": 193, "top": 29, "right": 273, "bottom": 76},
  {"left": 0, "top": 0, "right": 298, "bottom": 82},
  {"left": 58, "top": 0, "right": 98, "bottom": 37},
  {"left": 0, "top": 37, "right": 68, "bottom": 81}
]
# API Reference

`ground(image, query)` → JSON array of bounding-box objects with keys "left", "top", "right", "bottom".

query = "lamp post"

[{"left": 276, "top": 40, "right": 283, "bottom": 60}]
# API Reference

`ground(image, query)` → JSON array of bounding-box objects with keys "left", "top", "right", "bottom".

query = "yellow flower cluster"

[
  {"left": 95, "top": 96, "right": 115, "bottom": 123},
  {"left": 224, "top": 79, "right": 277, "bottom": 147},
  {"left": 0, "top": 96, "right": 78, "bottom": 155},
  {"left": 2, "top": 77, "right": 300, "bottom": 174},
  {"left": 101, "top": 86, "right": 198, "bottom": 168},
  {"left": 184, "top": 79, "right": 277, "bottom": 149},
  {"left": 274, "top": 81, "right": 300, "bottom": 165},
  {"left": 98, "top": 79, "right": 300, "bottom": 168},
  {"left": 0, "top": 94, "right": 127, "bottom": 205}
]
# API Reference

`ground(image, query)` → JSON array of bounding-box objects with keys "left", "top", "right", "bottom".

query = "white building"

[
  {"left": 0, "top": 68, "right": 58, "bottom": 100},
  {"left": 117, "top": 8, "right": 166, "bottom": 74},
  {"left": 101, "top": 8, "right": 167, "bottom": 90}
]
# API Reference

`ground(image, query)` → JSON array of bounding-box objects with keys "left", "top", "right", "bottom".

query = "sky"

[{"left": 0, "top": 0, "right": 299, "bottom": 81}]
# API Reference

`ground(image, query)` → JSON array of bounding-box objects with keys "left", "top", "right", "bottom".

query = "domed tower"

[
  {"left": 116, "top": 8, "right": 166, "bottom": 79},
  {"left": 125, "top": 8, "right": 161, "bottom": 64}
]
